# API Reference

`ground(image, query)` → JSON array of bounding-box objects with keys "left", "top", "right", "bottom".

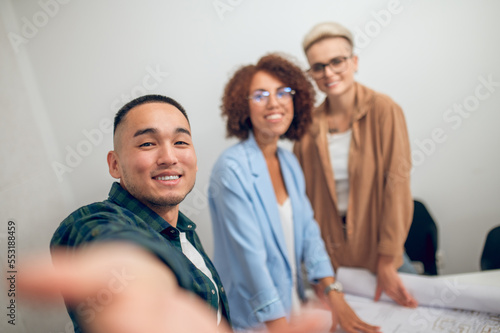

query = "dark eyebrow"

[
  {"left": 176, "top": 127, "right": 191, "bottom": 136},
  {"left": 133, "top": 128, "right": 158, "bottom": 137},
  {"left": 133, "top": 127, "right": 191, "bottom": 138}
]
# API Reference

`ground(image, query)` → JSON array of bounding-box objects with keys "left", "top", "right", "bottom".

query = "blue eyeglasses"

[{"left": 248, "top": 87, "right": 295, "bottom": 105}]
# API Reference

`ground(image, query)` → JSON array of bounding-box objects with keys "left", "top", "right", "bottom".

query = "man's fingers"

[
  {"left": 17, "top": 252, "right": 98, "bottom": 302},
  {"left": 17, "top": 261, "right": 62, "bottom": 300}
]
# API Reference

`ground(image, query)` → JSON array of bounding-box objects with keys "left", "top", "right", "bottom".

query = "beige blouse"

[{"left": 293, "top": 82, "right": 413, "bottom": 273}]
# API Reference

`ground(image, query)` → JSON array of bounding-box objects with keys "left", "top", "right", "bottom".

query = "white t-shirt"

[
  {"left": 179, "top": 232, "right": 222, "bottom": 325},
  {"left": 327, "top": 129, "right": 352, "bottom": 216},
  {"left": 277, "top": 198, "right": 302, "bottom": 315}
]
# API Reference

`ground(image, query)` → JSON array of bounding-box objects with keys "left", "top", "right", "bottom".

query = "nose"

[
  {"left": 157, "top": 144, "right": 178, "bottom": 166},
  {"left": 266, "top": 93, "right": 280, "bottom": 108},
  {"left": 323, "top": 64, "right": 336, "bottom": 78}
]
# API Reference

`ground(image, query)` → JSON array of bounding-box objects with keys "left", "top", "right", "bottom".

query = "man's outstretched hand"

[{"left": 17, "top": 243, "right": 328, "bottom": 333}]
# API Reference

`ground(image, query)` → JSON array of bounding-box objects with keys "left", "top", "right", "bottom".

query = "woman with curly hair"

[{"left": 208, "top": 53, "right": 379, "bottom": 333}]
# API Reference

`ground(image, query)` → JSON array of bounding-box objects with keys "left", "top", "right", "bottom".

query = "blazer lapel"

[{"left": 243, "top": 134, "right": 291, "bottom": 271}]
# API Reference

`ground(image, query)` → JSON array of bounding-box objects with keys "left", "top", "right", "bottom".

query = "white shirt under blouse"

[
  {"left": 277, "top": 197, "right": 302, "bottom": 315},
  {"left": 327, "top": 129, "right": 352, "bottom": 216}
]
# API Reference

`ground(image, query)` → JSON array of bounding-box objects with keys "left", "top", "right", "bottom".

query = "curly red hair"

[{"left": 221, "top": 53, "right": 315, "bottom": 141}]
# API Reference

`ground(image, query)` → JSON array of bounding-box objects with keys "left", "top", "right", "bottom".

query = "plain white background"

[{"left": 1, "top": 0, "right": 499, "bottom": 332}]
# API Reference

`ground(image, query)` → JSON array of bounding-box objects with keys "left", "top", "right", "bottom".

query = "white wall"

[{"left": 1, "top": 0, "right": 499, "bottom": 332}]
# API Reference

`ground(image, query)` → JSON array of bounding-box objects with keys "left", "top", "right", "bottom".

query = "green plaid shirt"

[{"left": 51, "top": 182, "right": 230, "bottom": 332}]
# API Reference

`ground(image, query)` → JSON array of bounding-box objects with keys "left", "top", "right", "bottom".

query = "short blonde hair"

[{"left": 302, "top": 22, "right": 354, "bottom": 53}]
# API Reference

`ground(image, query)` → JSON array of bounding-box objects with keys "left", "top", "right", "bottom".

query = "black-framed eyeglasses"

[
  {"left": 248, "top": 87, "right": 295, "bottom": 105},
  {"left": 307, "top": 55, "right": 353, "bottom": 79}
]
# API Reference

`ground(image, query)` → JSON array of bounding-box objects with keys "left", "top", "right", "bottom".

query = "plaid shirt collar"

[{"left": 107, "top": 182, "right": 197, "bottom": 235}]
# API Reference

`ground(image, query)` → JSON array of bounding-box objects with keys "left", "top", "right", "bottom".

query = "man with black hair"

[{"left": 49, "top": 95, "right": 229, "bottom": 332}]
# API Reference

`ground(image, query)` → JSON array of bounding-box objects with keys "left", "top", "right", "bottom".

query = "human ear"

[
  {"left": 107, "top": 151, "right": 121, "bottom": 179},
  {"left": 352, "top": 55, "right": 359, "bottom": 73}
]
